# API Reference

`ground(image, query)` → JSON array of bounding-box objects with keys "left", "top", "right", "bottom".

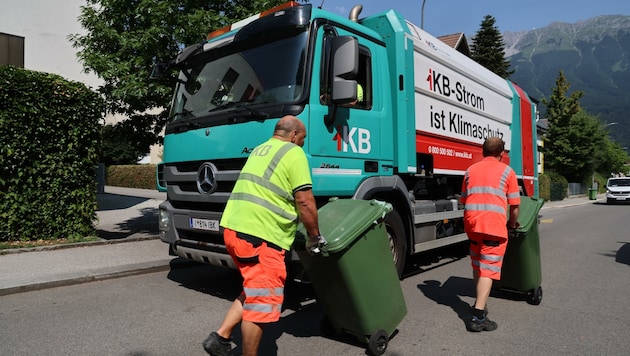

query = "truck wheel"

[{"left": 384, "top": 209, "right": 407, "bottom": 278}]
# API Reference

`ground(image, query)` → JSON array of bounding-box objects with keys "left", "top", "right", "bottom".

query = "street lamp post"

[{"left": 421, "top": 0, "right": 426, "bottom": 29}]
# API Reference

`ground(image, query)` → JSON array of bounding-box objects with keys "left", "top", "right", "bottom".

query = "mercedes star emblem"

[{"left": 196, "top": 162, "right": 218, "bottom": 195}]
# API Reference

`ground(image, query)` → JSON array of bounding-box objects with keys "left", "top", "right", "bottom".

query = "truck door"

[{"left": 307, "top": 25, "right": 390, "bottom": 196}]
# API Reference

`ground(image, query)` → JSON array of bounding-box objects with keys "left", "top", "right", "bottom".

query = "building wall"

[
  {"left": 0, "top": 0, "right": 101, "bottom": 88},
  {"left": 0, "top": 0, "right": 163, "bottom": 164}
]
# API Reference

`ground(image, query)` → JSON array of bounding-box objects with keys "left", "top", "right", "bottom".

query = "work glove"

[{"left": 306, "top": 235, "right": 327, "bottom": 255}]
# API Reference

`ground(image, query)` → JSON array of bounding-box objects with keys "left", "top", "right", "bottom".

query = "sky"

[{"left": 320, "top": 0, "right": 630, "bottom": 37}]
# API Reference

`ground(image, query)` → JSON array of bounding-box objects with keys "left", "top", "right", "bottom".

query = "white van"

[{"left": 606, "top": 177, "right": 630, "bottom": 204}]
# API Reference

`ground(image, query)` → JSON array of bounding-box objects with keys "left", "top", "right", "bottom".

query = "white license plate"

[{"left": 190, "top": 218, "right": 219, "bottom": 231}]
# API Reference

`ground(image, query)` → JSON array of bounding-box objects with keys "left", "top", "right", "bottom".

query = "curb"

[
  {"left": 0, "top": 235, "right": 158, "bottom": 256},
  {"left": 0, "top": 257, "right": 196, "bottom": 297}
]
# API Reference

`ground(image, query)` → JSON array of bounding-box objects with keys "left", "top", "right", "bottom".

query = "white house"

[{"left": 0, "top": 0, "right": 161, "bottom": 164}]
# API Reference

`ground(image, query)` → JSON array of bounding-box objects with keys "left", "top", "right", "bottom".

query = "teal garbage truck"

[{"left": 154, "top": 2, "right": 539, "bottom": 277}]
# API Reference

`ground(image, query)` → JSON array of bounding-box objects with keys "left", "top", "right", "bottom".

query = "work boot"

[
  {"left": 203, "top": 331, "right": 232, "bottom": 356},
  {"left": 466, "top": 316, "right": 498, "bottom": 332},
  {"left": 470, "top": 303, "right": 488, "bottom": 318}
]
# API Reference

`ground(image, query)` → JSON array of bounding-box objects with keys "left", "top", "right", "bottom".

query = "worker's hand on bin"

[
  {"left": 508, "top": 221, "right": 520, "bottom": 230},
  {"left": 306, "top": 235, "right": 327, "bottom": 255}
]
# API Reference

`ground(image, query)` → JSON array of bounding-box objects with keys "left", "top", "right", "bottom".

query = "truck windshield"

[{"left": 168, "top": 30, "right": 308, "bottom": 123}]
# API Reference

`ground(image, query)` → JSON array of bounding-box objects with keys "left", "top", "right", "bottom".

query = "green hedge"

[
  {"left": 106, "top": 165, "right": 157, "bottom": 190},
  {"left": 546, "top": 172, "right": 569, "bottom": 201},
  {"left": 0, "top": 66, "right": 104, "bottom": 242},
  {"left": 538, "top": 173, "right": 551, "bottom": 201},
  {"left": 538, "top": 172, "right": 569, "bottom": 201}
]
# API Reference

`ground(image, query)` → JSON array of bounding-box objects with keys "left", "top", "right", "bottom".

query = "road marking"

[{"left": 540, "top": 218, "right": 553, "bottom": 224}]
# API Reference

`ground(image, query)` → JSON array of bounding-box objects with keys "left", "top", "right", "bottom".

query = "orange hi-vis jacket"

[{"left": 461, "top": 157, "right": 520, "bottom": 239}]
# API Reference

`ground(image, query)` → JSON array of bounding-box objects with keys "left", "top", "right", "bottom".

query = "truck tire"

[{"left": 384, "top": 209, "right": 407, "bottom": 278}]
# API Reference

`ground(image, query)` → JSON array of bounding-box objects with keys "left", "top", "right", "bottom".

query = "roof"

[{"left": 437, "top": 33, "right": 471, "bottom": 57}]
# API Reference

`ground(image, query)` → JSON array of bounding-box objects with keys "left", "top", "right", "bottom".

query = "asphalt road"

[{"left": 1, "top": 201, "right": 629, "bottom": 355}]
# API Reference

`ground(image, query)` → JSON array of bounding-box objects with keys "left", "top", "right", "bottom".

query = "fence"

[{"left": 567, "top": 182, "right": 586, "bottom": 196}]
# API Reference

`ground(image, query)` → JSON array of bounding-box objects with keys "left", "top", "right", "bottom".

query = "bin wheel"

[
  {"left": 368, "top": 329, "right": 388, "bottom": 356},
  {"left": 527, "top": 286, "right": 543, "bottom": 305}
]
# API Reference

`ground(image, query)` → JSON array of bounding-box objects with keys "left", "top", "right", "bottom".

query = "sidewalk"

[
  {"left": 0, "top": 186, "right": 189, "bottom": 296},
  {"left": 0, "top": 187, "right": 604, "bottom": 296}
]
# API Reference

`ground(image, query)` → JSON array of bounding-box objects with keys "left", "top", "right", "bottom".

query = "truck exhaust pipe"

[{"left": 349, "top": 4, "right": 363, "bottom": 22}]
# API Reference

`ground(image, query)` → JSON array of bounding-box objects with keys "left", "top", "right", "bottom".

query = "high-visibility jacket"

[
  {"left": 461, "top": 156, "right": 520, "bottom": 238},
  {"left": 220, "top": 137, "right": 312, "bottom": 251}
]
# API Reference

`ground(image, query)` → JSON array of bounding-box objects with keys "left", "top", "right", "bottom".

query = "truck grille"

[{"left": 164, "top": 159, "right": 246, "bottom": 210}]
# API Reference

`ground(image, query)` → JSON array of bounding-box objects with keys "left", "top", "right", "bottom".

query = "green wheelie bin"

[
  {"left": 295, "top": 198, "right": 407, "bottom": 356},
  {"left": 494, "top": 196, "right": 545, "bottom": 305}
]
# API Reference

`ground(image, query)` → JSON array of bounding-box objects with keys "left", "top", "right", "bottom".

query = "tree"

[
  {"left": 594, "top": 137, "right": 629, "bottom": 176},
  {"left": 470, "top": 15, "right": 513, "bottom": 79},
  {"left": 70, "top": 0, "right": 298, "bottom": 160},
  {"left": 540, "top": 71, "right": 626, "bottom": 181},
  {"left": 542, "top": 71, "right": 585, "bottom": 180}
]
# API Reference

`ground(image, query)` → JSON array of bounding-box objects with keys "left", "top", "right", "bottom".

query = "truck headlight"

[{"left": 159, "top": 208, "right": 171, "bottom": 231}]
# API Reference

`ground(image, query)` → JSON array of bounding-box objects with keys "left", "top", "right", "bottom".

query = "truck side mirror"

[
  {"left": 324, "top": 36, "right": 358, "bottom": 126},
  {"left": 330, "top": 36, "right": 359, "bottom": 104}
]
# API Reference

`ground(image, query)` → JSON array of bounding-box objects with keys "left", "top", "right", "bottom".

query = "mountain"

[{"left": 504, "top": 15, "right": 630, "bottom": 148}]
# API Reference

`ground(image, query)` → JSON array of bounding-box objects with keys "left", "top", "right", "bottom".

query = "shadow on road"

[
  {"left": 402, "top": 240, "right": 469, "bottom": 279},
  {"left": 96, "top": 193, "right": 148, "bottom": 211},
  {"left": 95, "top": 193, "right": 159, "bottom": 240},
  {"left": 96, "top": 207, "right": 159, "bottom": 240},
  {"left": 167, "top": 263, "right": 243, "bottom": 300},
  {"left": 167, "top": 263, "right": 371, "bottom": 355},
  {"left": 417, "top": 277, "right": 474, "bottom": 328}
]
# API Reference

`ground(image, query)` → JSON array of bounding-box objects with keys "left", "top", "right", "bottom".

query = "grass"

[{"left": 0, "top": 236, "right": 101, "bottom": 251}]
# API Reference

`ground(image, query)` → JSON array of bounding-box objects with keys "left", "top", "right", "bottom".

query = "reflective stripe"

[
  {"left": 263, "top": 143, "right": 295, "bottom": 180},
  {"left": 244, "top": 287, "right": 284, "bottom": 297},
  {"left": 464, "top": 203, "right": 506, "bottom": 214},
  {"left": 243, "top": 303, "right": 282, "bottom": 314},
  {"left": 243, "top": 303, "right": 272, "bottom": 313},
  {"left": 229, "top": 192, "right": 299, "bottom": 222},
  {"left": 470, "top": 248, "right": 502, "bottom": 262},
  {"left": 472, "top": 260, "right": 502, "bottom": 273},
  {"left": 480, "top": 253, "right": 503, "bottom": 262},
  {"left": 507, "top": 192, "right": 520, "bottom": 199},
  {"left": 499, "top": 166, "right": 511, "bottom": 191},
  {"left": 238, "top": 173, "right": 294, "bottom": 202},
  {"left": 467, "top": 186, "right": 505, "bottom": 197}
]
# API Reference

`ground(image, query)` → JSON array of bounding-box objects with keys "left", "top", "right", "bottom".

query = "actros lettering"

[
  {"left": 427, "top": 68, "right": 485, "bottom": 111},
  {"left": 332, "top": 126, "right": 371, "bottom": 154}
]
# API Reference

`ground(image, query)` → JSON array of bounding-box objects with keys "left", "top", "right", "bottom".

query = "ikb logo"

[{"left": 332, "top": 125, "right": 371, "bottom": 154}]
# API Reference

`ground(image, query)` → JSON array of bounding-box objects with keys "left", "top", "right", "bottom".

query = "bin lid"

[
  {"left": 514, "top": 196, "right": 544, "bottom": 232},
  {"left": 296, "top": 198, "right": 392, "bottom": 253}
]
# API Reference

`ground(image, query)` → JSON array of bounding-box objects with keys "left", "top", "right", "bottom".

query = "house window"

[{"left": 0, "top": 33, "right": 25, "bottom": 67}]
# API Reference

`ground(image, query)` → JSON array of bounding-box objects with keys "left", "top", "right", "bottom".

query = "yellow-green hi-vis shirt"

[{"left": 220, "top": 138, "right": 313, "bottom": 250}]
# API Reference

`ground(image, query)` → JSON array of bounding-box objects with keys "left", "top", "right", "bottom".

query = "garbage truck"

[{"left": 154, "top": 2, "right": 538, "bottom": 277}]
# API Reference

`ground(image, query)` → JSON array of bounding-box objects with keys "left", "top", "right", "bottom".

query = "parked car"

[{"left": 606, "top": 177, "right": 630, "bottom": 204}]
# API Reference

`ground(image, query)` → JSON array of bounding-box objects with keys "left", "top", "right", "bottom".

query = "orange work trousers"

[{"left": 224, "top": 228, "right": 286, "bottom": 323}]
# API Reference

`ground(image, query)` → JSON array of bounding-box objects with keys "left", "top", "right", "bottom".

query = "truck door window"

[{"left": 353, "top": 46, "right": 372, "bottom": 110}]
